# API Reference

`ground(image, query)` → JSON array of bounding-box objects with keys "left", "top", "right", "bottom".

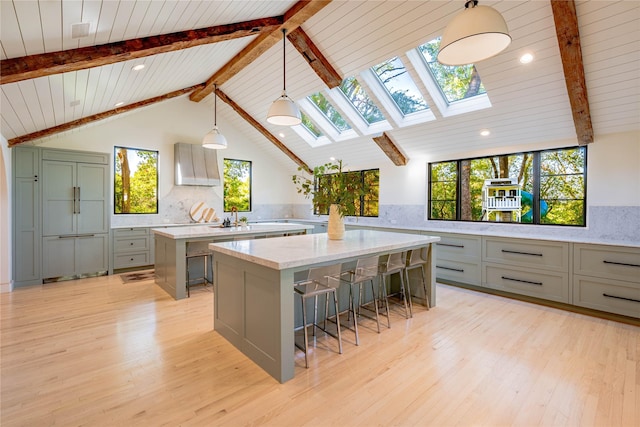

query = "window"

[
  {"left": 301, "top": 112, "right": 323, "bottom": 138},
  {"left": 316, "top": 168, "right": 379, "bottom": 217},
  {"left": 114, "top": 146, "right": 158, "bottom": 214},
  {"left": 418, "top": 37, "right": 486, "bottom": 104},
  {"left": 223, "top": 159, "right": 251, "bottom": 212},
  {"left": 371, "top": 56, "right": 429, "bottom": 116},
  {"left": 307, "top": 92, "right": 352, "bottom": 132},
  {"left": 338, "top": 76, "right": 385, "bottom": 124},
  {"left": 428, "top": 147, "right": 586, "bottom": 226}
]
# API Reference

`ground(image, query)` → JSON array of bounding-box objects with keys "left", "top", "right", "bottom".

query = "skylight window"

[
  {"left": 418, "top": 37, "right": 486, "bottom": 104},
  {"left": 371, "top": 57, "right": 429, "bottom": 116},
  {"left": 307, "top": 92, "right": 351, "bottom": 133},
  {"left": 301, "top": 112, "right": 323, "bottom": 138},
  {"left": 338, "top": 77, "right": 385, "bottom": 125}
]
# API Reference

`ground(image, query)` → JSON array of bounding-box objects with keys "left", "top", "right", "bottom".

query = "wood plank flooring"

[{"left": 1, "top": 273, "right": 638, "bottom": 426}]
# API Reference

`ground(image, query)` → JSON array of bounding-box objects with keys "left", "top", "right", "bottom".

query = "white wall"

[{"left": 0, "top": 136, "right": 11, "bottom": 291}]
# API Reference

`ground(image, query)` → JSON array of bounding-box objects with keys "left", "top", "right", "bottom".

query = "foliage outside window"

[
  {"left": 307, "top": 92, "right": 352, "bottom": 132},
  {"left": 223, "top": 158, "right": 251, "bottom": 212},
  {"left": 339, "top": 76, "right": 385, "bottom": 124},
  {"left": 315, "top": 168, "right": 379, "bottom": 217},
  {"left": 114, "top": 147, "right": 158, "bottom": 214},
  {"left": 418, "top": 37, "right": 486, "bottom": 104},
  {"left": 301, "top": 112, "right": 323, "bottom": 138},
  {"left": 428, "top": 146, "right": 586, "bottom": 226},
  {"left": 372, "top": 56, "right": 429, "bottom": 116}
]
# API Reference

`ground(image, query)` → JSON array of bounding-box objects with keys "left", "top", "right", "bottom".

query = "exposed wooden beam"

[
  {"left": 287, "top": 27, "right": 342, "bottom": 88},
  {"left": 215, "top": 89, "right": 311, "bottom": 174},
  {"left": 0, "top": 17, "right": 282, "bottom": 85},
  {"left": 190, "top": 0, "right": 332, "bottom": 102},
  {"left": 550, "top": 0, "right": 593, "bottom": 145},
  {"left": 372, "top": 132, "right": 408, "bottom": 166},
  {"left": 8, "top": 85, "right": 202, "bottom": 147}
]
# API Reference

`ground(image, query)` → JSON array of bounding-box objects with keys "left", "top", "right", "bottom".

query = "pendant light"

[
  {"left": 437, "top": 0, "right": 511, "bottom": 66},
  {"left": 202, "top": 84, "right": 228, "bottom": 149},
  {"left": 267, "top": 29, "right": 302, "bottom": 126}
]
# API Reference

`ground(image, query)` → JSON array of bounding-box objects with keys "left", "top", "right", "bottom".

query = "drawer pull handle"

[
  {"left": 437, "top": 265, "right": 464, "bottom": 273},
  {"left": 130, "top": 242, "right": 134, "bottom": 245},
  {"left": 603, "top": 260, "right": 640, "bottom": 268},
  {"left": 603, "top": 293, "right": 640, "bottom": 304},
  {"left": 501, "top": 276, "right": 543, "bottom": 286},
  {"left": 437, "top": 243, "right": 464, "bottom": 248},
  {"left": 501, "top": 249, "right": 543, "bottom": 257}
]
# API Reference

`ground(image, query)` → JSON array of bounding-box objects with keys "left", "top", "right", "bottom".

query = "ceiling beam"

[
  {"left": 190, "top": 0, "right": 332, "bottom": 102},
  {"left": 550, "top": 0, "right": 593, "bottom": 145},
  {"left": 372, "top": 132, "right": 408, "bottom": 166},
  {"left": 8, "top": 85, "right": 202, "bottom": 147},
  {"left": 0, "top": 17, "right": 283, "bottom": 85},
  {"left": 287, "top": 27, "right": 342, "bottom": 88},
  {"left": 215, "top": 88, "right": 311, "bottom": 174}
]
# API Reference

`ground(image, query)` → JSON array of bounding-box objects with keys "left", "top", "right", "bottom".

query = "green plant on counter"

[
  {"left": 292, "top": 160, "right": 366, "bottom": 217},
  {"left": 239, "top": 216, "right": 248, "bottom": 224}
]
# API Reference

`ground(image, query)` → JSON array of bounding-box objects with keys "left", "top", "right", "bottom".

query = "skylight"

[
  {"left": 371, "top": 57, "right": 429, "bottom": 116},
  {"left": 418, "top": 37, "right": 486, "bottom": 104},
  {"left": 300, "top": 112, "right": 323, "bottom": 138},
  {"left": 307, "top": 92, "right": 352, "bottom": 133},
  {"left": 338, "top": 77, "right": 385, "bottom": 125}
]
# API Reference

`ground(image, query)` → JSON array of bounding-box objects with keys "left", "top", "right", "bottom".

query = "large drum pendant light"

[
  {"left": 202, "top": 84, "right": 228, "bottom": 149},
  {"left": 267, "top": 29, "right": 302, "bottom": 126},
  {"left": 437, "top": 0, "right": 511, "bottom": 66}
]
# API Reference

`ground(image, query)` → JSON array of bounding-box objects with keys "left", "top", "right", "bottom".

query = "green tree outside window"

[
  {"left": 114, "top": 147, "right": 158, "bottom": 214},
  {"left": 224, "top": 158, "right": 251, "bottom": 212}
]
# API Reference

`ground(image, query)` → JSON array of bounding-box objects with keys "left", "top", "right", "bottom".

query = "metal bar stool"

[
  {"left": 379, "top": 251, "right": 411, "bottom": 321},
  {"left": 185, "top": 242, "right": 212, "bottom": 297},
  {"left": 294, "top": 263, "right": 343, "bottom": 368},
  {"left": 404, "top": 247, "right": 430, "bottom": 310}
]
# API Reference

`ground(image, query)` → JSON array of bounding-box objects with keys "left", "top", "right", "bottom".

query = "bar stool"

[
  {"left": 336, "top": 255, "right": 385, "bottom": 341},
  {"left": 185, "top": 243, "right": 212, "bottom": 297},
  {"left": 294, "top": 263, "right": 343, "bottom": 368},
  {"left": 379, "top": 251, "right": 412, "bottom": 320},
  {"left": 405, "top": 247, "right": 430, "bottom": 310}
]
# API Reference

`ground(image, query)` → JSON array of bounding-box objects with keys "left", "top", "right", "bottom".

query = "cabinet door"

[
  {"left": 13, "top": 176, "right": 40, "bottom": 283},
  {"left": 14, "top": 146, "right": 39, "bottom": 178},
  {"left": 42, "top": 236, "right": 77, "bottom": 279},
  {"left": 77, "top": 163, "right": 109, "bottom": 234},
  {"left": 77, "top": 234, "right": 109, "bottom": 275},
  {"left": 42, "top": 160, "right": 76, "bottom": 236}
]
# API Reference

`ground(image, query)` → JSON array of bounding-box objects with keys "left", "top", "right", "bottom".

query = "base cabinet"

[
  {"left": 42, "top": 234, "right": 109, "bottom": 280},
  {"left": 112, "top": 227, "right": 153, "bottom": 271}
]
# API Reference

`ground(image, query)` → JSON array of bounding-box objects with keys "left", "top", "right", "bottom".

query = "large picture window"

[
  {"left": 428, "top": 146, "right": 586, "bottom": 226},
  {"left": 114, "top": 147, "right": 158, "bottom": 214},
  {"left": 223, "top": 158, "right": 251, "bottom": 212},
  {"left": 316, "top": 168, "right": 379, "bottom": 217}
]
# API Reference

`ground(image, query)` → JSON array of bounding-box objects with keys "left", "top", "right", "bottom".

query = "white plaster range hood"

[{"left": 174, "top": 142, "right": 221, "bottom": 186}]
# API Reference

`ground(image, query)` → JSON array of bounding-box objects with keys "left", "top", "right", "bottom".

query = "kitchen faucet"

[{"left": 231, "top": 206, "right": 238, "bottom": 226}]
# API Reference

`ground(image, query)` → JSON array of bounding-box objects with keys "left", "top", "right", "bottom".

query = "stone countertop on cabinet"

[{"left": 151, "top": 222, "right": 314, "bottom": 240}]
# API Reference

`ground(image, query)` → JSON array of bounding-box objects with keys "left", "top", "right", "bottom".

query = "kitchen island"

[
  {"left": 152, "top": 223, "right": 313, "bottom": 300},
  {"left": 208, "top": 229, "right": 440, "bottom": 383}
]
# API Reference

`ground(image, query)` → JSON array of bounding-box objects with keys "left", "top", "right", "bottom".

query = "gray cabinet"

[
  {"left": 112, "top": 227, "right": 153, "bottom": 271},
  {"left": 12, "top": 147, "right": 41, "bottom": 286},
  {"left": 432, "top": 233, "right": 482, "bottom": 286},
  {"left": 41, "top": 149, "right": 110, "bottom": 281}
]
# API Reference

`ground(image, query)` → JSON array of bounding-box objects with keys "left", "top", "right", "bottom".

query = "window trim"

[
  {"left": 223, "top": 158, "right": 252, "bottom": 213},
  {"left": 113, "top": 146, "right": 159, "bottom": 215},
  {"left": 298, "top": 97, "right": 358, "bottom": 142}
]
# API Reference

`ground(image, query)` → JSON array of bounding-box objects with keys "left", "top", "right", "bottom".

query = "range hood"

[{"left": 174, "top": 142, "right": 221, "bottom": 186}]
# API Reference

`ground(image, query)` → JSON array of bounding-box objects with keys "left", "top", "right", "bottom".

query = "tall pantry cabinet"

[{"left": 12, "top": 147, "right": 110, "bottom": 286}]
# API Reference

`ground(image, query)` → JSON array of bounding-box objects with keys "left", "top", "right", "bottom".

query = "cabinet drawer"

[
  {"left": 573, "top": 244, "right": 640, "bottom": 284},
  {"left": 113, "top": 227, "right": 149, "bottom": 237},
  {"left": 435, "top": 234, "right": 481, "bottom": 260},
  {"left": 483, "top": 237, "right": 569, "bottom": 272},
  {"left": 114, "top": 236, "right": 149, "bottom": 252},
  {"left": 573, "top": 275, "right": 640, "bottom": 318},
  {"left": 484, "top": 263, "right": 569, "bottom": 303},
  {"left": 435, "top": 259, "right": 481, "bottom": 286},
  {"left": 114, "top": 252, "right": 150, "bottom": 269}
]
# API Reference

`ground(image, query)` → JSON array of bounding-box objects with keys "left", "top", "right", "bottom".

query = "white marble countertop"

[
  {"left": 208, "top": 229, "right": 440, "bottom": 270},
  {"left": 151, "top": 222, "right": 313, "bottom": 239}
]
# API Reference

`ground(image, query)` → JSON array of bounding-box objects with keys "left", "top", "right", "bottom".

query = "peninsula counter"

[
  {"left": 208, "top": 229, "right": 440, "bottom": 382},
  {"left": 152, "top": 223, "right": 313, "bottom": 300}
]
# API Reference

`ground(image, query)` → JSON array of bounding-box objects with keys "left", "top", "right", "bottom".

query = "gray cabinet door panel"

[
  {"left": 14, "top": 177, "right": 40, "bottom": 282},
  {"left": 77, "top": 163, "right": 108, "bottom": 233},
  {"left": 77, "top": 235, "right": 109, "bottom": 274},
  {"left": 42, "top": 160, "right": 76, "bottom": 236},
  {"left": 42, "top": 236, "right": 76, "bottom": 278}
]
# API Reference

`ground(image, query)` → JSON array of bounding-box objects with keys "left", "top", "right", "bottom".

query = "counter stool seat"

[
  {"left": 185, "top": 246, "right": 212, "bottom": 297},
  {"left": 379, "top": 251, "right": 411, "bottom": 321},
  {"left": 405, "top": 247, "right": 430, "bottom": 310}
]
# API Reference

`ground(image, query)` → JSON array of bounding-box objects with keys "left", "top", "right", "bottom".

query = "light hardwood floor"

[{"left": 1, "top": 273, "right": 638, "bottom": 426}]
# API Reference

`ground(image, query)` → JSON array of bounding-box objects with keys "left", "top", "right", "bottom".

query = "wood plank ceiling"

[{"left": 1, "top": 0, "right": 639, "bottom": 172}]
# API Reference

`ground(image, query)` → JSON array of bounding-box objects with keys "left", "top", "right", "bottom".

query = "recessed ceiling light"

[
  {"left": 519, "top": 53, "right": 534, "bottom": 64},
  {"left": 480, "top": 129, "right": 491, "bottom": 136},
  {"left": 132, "top": 64, "right": 145, "bottom": 71},
  {"left": 71, "top": 22, "right": 90, "bottom": 39},
  {"left": 278, "top": 132, "right": 286, "bottom": 138},
  {"left": 114, "top": 101, "right": 125, "bottom": 107},
  {"left": 329, "top": 157, "right": 336, "bottom": 161}
]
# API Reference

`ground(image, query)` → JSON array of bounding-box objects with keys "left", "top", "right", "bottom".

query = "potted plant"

[
  {"left": 292, "top": 160, "right": 365, "bottom": 239},
  {"left": 239, "top": 216, "right": 248, "bottom": 227}
]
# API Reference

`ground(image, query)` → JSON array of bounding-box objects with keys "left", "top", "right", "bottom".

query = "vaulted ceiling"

[{"left": 1, "top": 0, "right": 639, "bottom": 172}]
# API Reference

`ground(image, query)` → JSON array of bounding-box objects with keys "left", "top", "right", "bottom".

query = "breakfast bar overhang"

[{"left": 209, "top": 229, "right": 440, "bottom": 383}]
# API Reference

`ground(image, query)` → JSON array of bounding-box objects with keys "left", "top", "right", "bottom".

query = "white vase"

[{"left": 327, "top": 204, "right": 345, "bottom": 240}]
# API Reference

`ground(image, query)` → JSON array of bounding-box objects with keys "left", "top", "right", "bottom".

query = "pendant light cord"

[
  {"left": 214, "top": 84, "right": 217, "bottom": 126},
  {"left": 282, "top": 29, "right": 287, "bottom": 92}
]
